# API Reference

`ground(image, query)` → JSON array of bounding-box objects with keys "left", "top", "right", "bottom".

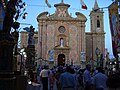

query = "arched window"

[
  {"left": 97, "top": 16, "right": 100, "bottom": 28},
  {"left": 97, "top": 20, "right": 100, "bottom": 28}
]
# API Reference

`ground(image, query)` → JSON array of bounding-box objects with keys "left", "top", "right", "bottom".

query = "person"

[
  {"left": 92, "top": 67, "right": 98, "bottom": 76},
  {"left": 40, "top": 65, "right": 49, "bottom": 90},
  {"left": 55, "top": 67, "right": 61, "bottom": 90},
  {"left": 83, "top": 64, "right": 92, "bottom": 90},
  {"left": 48, "top": 70, "right": 56, "bottom": 90},
  {"left": 59, "top": 65, "right": 75, "bottom": 90},
  {"left": 36, "top": 65, "right": 41, "bottom": 83},
  {"left": 74, "top": 70, "right": 83, "bottom": 90},
  {"left": 92, "top": 67, "right": 108, "bottom": 90},
  {"left": 106, "top": 69, "right": 120, "bottom": 90}
]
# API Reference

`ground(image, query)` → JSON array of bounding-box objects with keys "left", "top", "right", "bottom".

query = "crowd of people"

[{"left": 29, "top": 64, "right": 120, "bottom": 90}]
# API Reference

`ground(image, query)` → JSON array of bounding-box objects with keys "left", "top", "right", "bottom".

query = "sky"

[{"left": 18, "top": 0, "right": 114, "bottom": 58}]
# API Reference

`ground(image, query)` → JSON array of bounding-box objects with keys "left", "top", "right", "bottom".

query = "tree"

[
  {"left": 1, "top": 0, "right": 26, "bottom": 33},
  {"left": 1, "top": 0, "right": 52, "bottom": 33}
]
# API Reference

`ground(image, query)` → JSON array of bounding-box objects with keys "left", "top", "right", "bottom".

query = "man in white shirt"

[{"left": 40, "top": 65, "right": 49, "bottom": 90}]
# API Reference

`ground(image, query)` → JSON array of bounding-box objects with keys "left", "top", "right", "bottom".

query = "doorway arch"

[{"left": 58, "top": 54, "right": 65, "bottom": 66}]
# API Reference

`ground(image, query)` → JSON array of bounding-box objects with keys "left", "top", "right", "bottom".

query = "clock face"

[{"left": 96, "top": 28, "right": 101, "bottom": 32}]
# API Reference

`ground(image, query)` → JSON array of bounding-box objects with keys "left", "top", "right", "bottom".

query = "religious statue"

[
  {"left": 60, "top": 38, "right": 64, "bottom": 47},
  {"left": 23, "top": 25, "right": 35, "bottom": 46},
  {"left": 28, "top": 26, "right": 35, "bottom": 45},
  {"left": 95, "top": 47, "right": 101, "bottom": 56}
]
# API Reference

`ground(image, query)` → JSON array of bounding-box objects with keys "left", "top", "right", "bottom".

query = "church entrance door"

[{"left": 58, "top": 54, "right": 65, "bottom": 66}]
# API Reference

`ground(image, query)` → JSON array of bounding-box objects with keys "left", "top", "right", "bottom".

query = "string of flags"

[{"left": 45, "top": 0, "right": 88, "bottom": 10}]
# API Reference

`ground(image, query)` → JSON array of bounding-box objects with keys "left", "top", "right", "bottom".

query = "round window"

[{"left": 58, "top": 26, "right": 66, "bottom": 33}]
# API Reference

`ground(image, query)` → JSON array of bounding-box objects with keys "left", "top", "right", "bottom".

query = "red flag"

[{"left": 80, "top": 0, "right": 87, "bottom": 10}]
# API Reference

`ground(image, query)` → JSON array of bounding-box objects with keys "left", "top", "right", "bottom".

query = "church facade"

[{"left": 37, "top": 1, "right": 105, "bottom": 67}]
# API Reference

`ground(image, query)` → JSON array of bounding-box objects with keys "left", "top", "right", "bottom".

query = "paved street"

[{"left": 27, "top": 82, "right": 57, "bottom": 90}]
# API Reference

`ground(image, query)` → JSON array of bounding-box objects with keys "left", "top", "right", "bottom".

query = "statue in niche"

[{"left": 60, "top": 38, "right": 64, "bottom": 47}]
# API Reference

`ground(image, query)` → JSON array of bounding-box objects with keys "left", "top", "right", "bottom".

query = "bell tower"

[
  {"left": 89, "top": 0, "right": 105, "bottom": 66},
  {"left": 90, "top": 0, "right": 104, "bottom": 33}
]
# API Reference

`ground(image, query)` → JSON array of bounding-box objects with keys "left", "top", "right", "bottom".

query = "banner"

[{"left": 108, "top": 1, "right": 120, "bottom": 57}]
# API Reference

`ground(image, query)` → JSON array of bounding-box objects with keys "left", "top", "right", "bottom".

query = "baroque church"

[
  {"left": 18, "top": 0, "right": 106, "bottom": 68},
  {"left": 36, "top": 0, "right": 105, "bottom": 67}
]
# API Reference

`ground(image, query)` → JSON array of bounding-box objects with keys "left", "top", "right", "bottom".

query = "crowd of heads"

[{"left": 34, "top": 63, "right": 120, "bottom": 89}]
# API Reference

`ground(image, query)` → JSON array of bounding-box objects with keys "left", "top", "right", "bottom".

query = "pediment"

[{"left": 37, "top": 4, "right": 87, "bottom": 22}]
